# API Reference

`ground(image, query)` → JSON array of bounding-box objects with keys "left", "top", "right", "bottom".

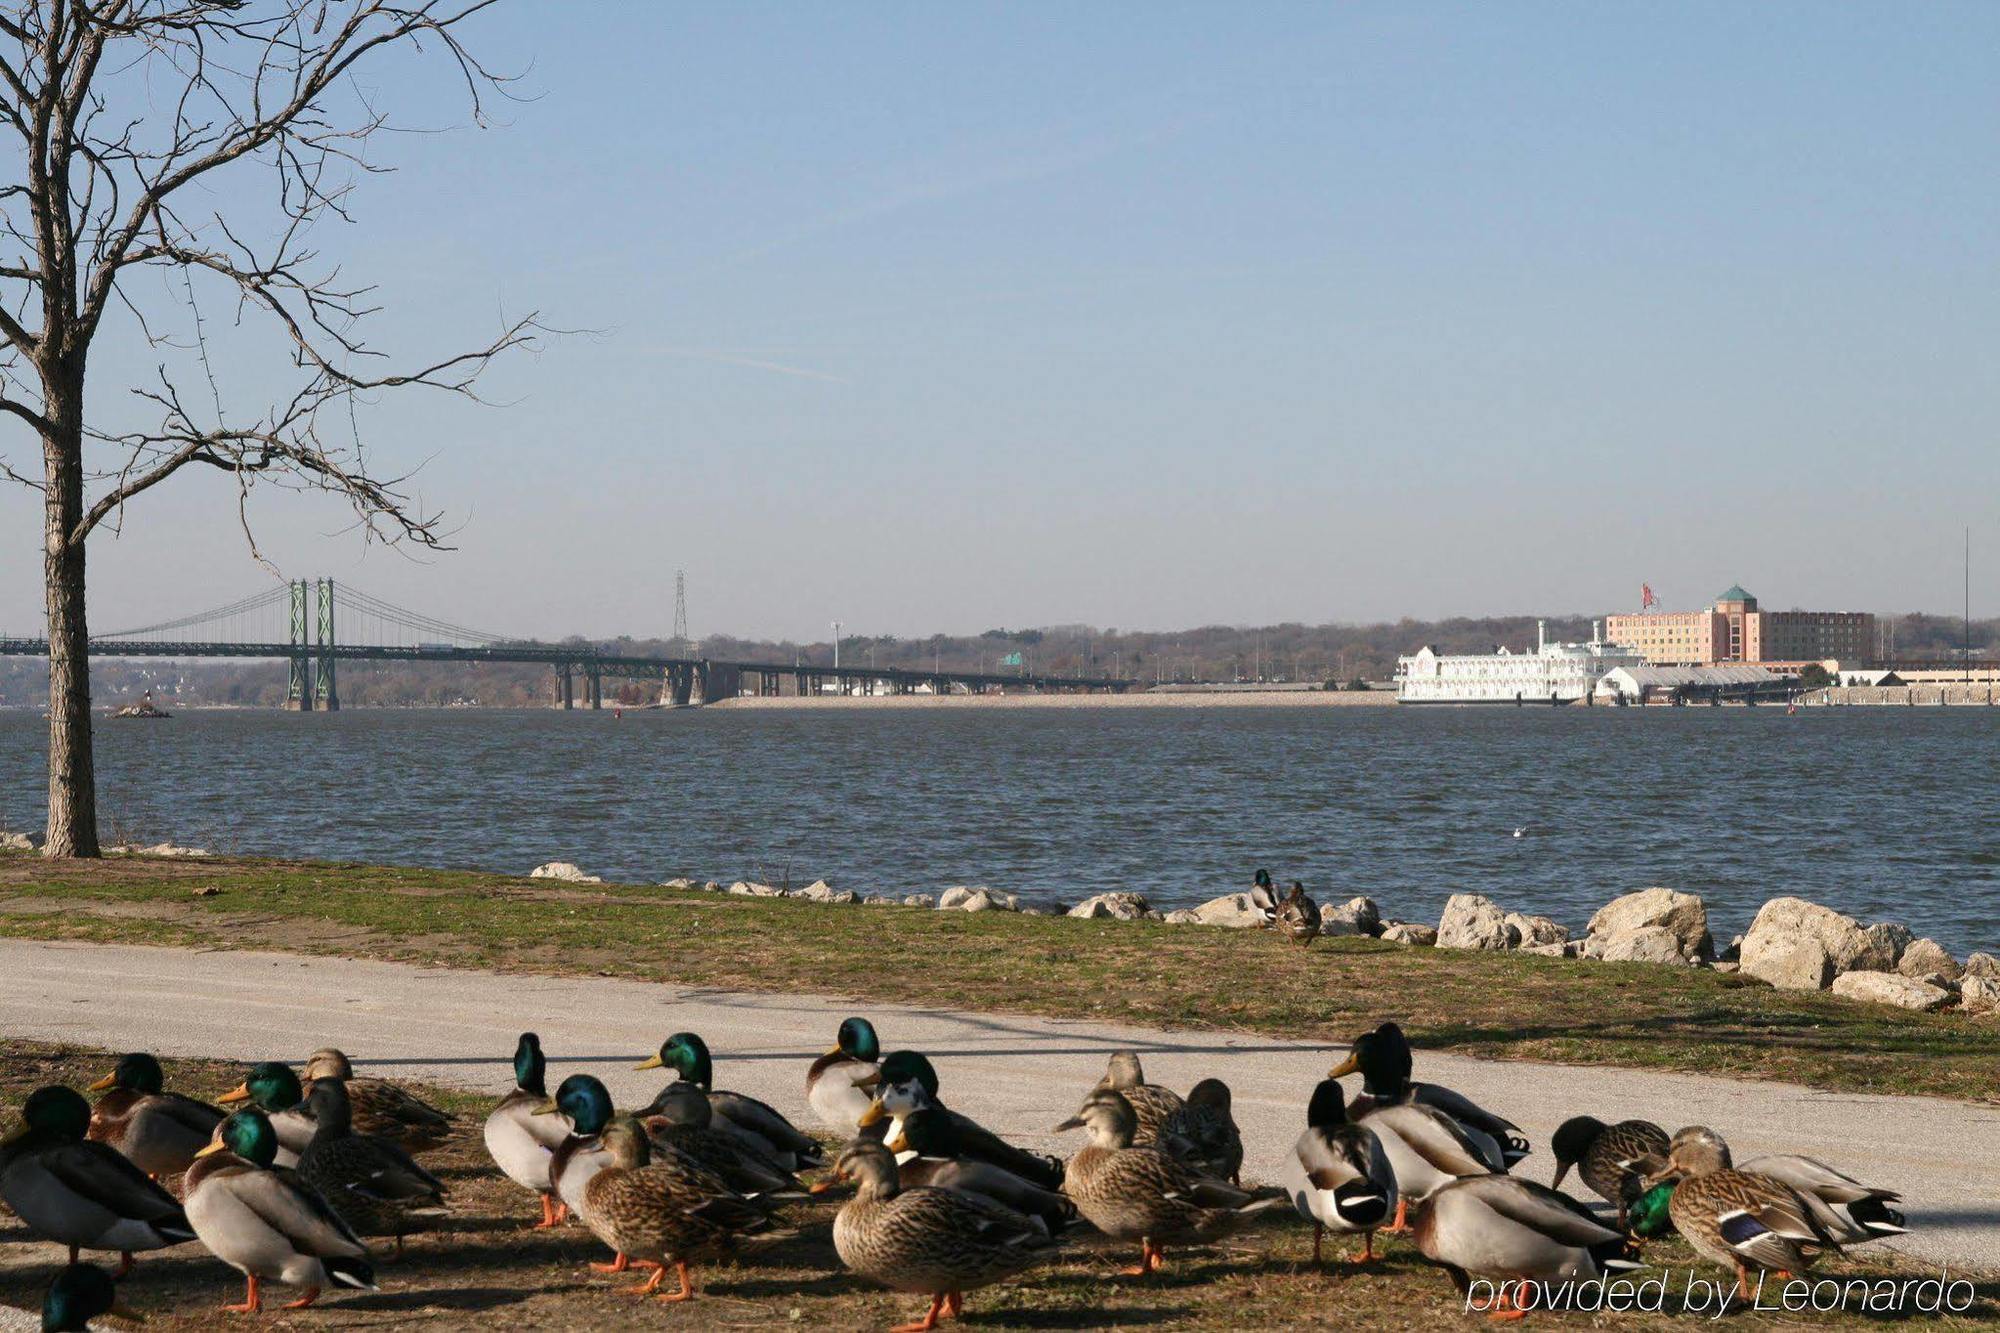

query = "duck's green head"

[
  {"left": 512, "top": 1032, "right": 546, "bottom": 1096},
  {"left": 17, "top": 1086, "right": 91, "bottom": 1141},
  {"left": 41, "top": 1263, "right": 126, "bottom": 1333},
  {"left": 1628, "top": 1181, "right": 1677, "bottom": 1238},
  {"left": 873, "top": 1050, "right": 938, "bottom": 1097},
  {"left": 1254, "top": 868, "right": 1273, "bottom": 889},
  {"left": 1549, "top": 1116, "right": 1607, "bottom": 1189},
  {"left": 833, "top": 1017, "right": 880, "bottom": 1063},
  {"left": 1327, "top": 1022, "right": 1412, "bottom": 1097},
  {"left": 199, "top": 1108, "right": 279, "bottom": 1168},
  {"left": 1305, "top": 1077, "right": 1349, "bottom": 1129},
  {"left": 219, "top": 1060, "right": 303, "bottom": 1113},
  {"left": 87, "top": 1051, "right": 163, "bottom": 1096},
  {"left": 541, "top": 1074, "right": 613, "bottom": 1137},
  {"left": 889, "top": 1106, "right": 958, "bottom": 1158},
  {"left": 635, "top": 1032, "right": 711, "bottom": 1088}
]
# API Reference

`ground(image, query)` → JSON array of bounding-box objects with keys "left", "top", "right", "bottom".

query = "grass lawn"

[
  {"left": 0, "top": 1038, "right": 1990, "bottom": 1329},
  {"left": 0, "top": 851, "right": 1996, "bottom": 1103}
]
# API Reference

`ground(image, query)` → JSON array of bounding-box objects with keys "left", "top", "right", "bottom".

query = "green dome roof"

[{"left": 1716, "top": 584, "right": 1755, "bottom": 603}]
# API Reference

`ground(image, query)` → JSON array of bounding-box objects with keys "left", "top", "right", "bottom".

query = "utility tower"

[{"left": 672, "top": 570, "right": 690, "bottom": 652}]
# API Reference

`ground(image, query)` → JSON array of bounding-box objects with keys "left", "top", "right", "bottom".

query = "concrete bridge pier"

[
  {"left": 586, "top": 668, "right": 602, "bottom": 710},
  {"left": 557, "top": 665, "right": 574, "bottom": 710}
]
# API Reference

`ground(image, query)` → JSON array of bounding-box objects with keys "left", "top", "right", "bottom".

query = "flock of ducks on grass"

[{"left": 4, "top": 1020, "right": 1909, "bottom": 1331}]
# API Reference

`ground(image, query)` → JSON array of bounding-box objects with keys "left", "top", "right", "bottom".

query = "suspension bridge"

[{"left": 0, "top": 580, "right": 1133, "bottom": 707}]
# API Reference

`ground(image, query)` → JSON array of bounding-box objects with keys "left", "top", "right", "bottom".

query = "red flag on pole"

[{"left": 1641, "top": 583, "right": 1657, "bottom": 610}]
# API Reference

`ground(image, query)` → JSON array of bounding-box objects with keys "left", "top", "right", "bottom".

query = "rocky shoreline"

[{"left": 526, "top": 860, "right": 1999, "bottom": 1020}]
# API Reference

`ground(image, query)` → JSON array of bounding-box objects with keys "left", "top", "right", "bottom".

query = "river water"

[{"left": 1, "top": 705, "right": 1995, "bottom": 955}]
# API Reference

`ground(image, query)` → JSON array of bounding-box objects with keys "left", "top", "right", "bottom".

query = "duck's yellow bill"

[
  {"left": 633, "top": 1054, "right": 665, "bottom": 1071},
  {"left": 1326, "top": 1053, "right": 1360, "bottom": 1079},
  {"left": 885, "top": 1132, "right": 908, "bottom": 1153},
  {"left": 856, "top": 1099, "right": 887, "bottom": 1128},
  {"left": 87, "top": 1071, "right": 119, "bottom": 1092},
  {"left": 216, "top": 1082, "right": 252, "bottom": 1105},
  {"left": 531, "top": 1098, "right": 561, "bottom": 1116},
  {"left": 855, "top": 1068, "right": 882, "bottom": 1090},
  {"left": 194, "top": 1139, "right": 227, "bottom": 1159}
]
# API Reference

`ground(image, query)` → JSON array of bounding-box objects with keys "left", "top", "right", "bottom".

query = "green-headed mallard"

[
  {"left": 1739, "top": 1153, "right": 1905, "bottom": 1246},
  {"left": 636, "top": 1032, "right": 823, "bottom": 1171},
  {"left": 1549, "top": 1116, "right": 1669, "bottom": 1228},
  {"left": 295, "top": 1077, "right": 448, "bottom": 1252},
  {"left": 1248, "top": 868, "right": 1280, "bottom": 926},
  {"left": 1093, "top": 1051, "right": 1186, "bottom": 1151},
  {"left": 301, "top": 1048, "right": 452, "bottom": 1152},
  {"left": 217, "top": 1061, "right": 314, "bottom": 1167},
  {"left": 40, "top": 1263, "right": 137, "bottom": 1332},
  {"left": 0, "top": 1086, "right": 194, "bottom": 1271},
  {"left": 1646, "top": 1126, "right": 1836, "bottom": 1293},
  {"left": 1628, "top": 1181, "right": 1676, "bottom": 1238},
  {"left": 807, "top": 1016, "right": 882, "bottom": 1135},
  {"left": 1331, "top": 1023, "right": 1527, "bottom": 1168},
  {"left": 1054, "top": 1089, "right": 1284, "bottom": 1275},
  {"left": 185, "top": 1108, "right": 375, "bottom": 1312},
  {"left": 884, "top": 1107, "right": 1077, "bottom": 1236},
  {"left": 1162, "top": 1078, "right": 1244, "bottom": 1184},
  {"left": 860, "top": 1051, "right": 1064, "bottom": 1191},
  {"left": 1412, "top": 1174, "right": 1642, "bottom": 1316},
  {"left": 84, "top": 1051, "right": 225, "bottom": 1180},
  {"left": 577, "top": 1113, "right": 780, "bottom": 1302},
  {"left": 1278, "top": 1078, "right": 1395, "bottom": 1264},
  {"left": 1277, "top": 881, "right": 1320, "bottom": 946},
  {"left": 645, "top": 1081, "right": 809, "bottom": 1203},
  {"left": 832, "top": 1138, "right": 1057, "bottom": 1332},
  {"left": 482, "top": 1032, "right": 572, "bottom": 1230},
  {"left": 538, "top": 1073, "right": 617, "bottom": 1227}
]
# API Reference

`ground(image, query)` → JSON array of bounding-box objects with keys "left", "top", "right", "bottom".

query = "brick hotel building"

[{"left": 1605, "top": 586, "right": 1874, "bottom": 667}]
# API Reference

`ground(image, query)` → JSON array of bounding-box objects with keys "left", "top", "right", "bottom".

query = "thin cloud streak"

[{"left": 654, "top": 347, "right": 850, "bottom": 384}]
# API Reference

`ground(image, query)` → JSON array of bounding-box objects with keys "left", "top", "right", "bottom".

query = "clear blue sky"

[{"left": 3, "top": 2, "right": 1995, "bottom": 642}]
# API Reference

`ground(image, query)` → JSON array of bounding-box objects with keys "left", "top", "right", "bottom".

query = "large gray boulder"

[
  {"left": 1504, "top": 912, "right": 1570, "bottom": 948},
  {"left": 1587, "top": 888, "right": 1711, "bottom": 960},
  {"left": 1830, "top": 970, "right": 1951, "bottom": 1012},
  {"left": 938, "top": 886, "right": 1018, "bottom": 913},
  {"left": 1741, "top": 932, "right": 1833, "bottom": 991},
  {"left": 1186, "top": 893, "right": 1269, "bottom": 929},
  {"left": 1381, "top": 922, "right": 1437, "bottom": 946},
  {"left": 1325, "top": 896, "right": 1383, "bottom": 936},
  {"left": 1068, "top": 892, "right": 1152, "bottom": 921},
  {"left": 727, "top": 879, "right": 785, "bottom": 897},
  {"left": 1162, "top": 908, "right": 1202, "bottom": 925},
  {"left": 901, "top": 893, "right": 937, "bottom": 908},
  {"left": 1898, "top": 938, "right": 1960, "bottom": 981},
  {"left": 1599, "top": 925, "right": 1695, "bottom": 965},
  {"left": 1861, "top": 922, "right": 1913, "bottom": 972},
  {"left": 1958, "top": 974, "right": 2000, "bottom": 1014},
  {"left": 531, "top": 861, "right": 602, "bottom": 884},
  {"left": 1962, "top": 952, "right": 2000, "bottom": 981},
  {"left": 795, "top": 879, "right": 859, "bottom": 905},
  {"left": 1741, "top": 897, "right": 1876, "bottom": 979},
  {"left": 1437, "top": 894, "right": 1516, "bottom": 951},
  {"left": 2, "top": 830, "right": 43, "bottom": 851}
]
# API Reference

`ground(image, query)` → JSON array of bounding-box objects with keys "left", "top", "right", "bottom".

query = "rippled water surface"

[{"left": 2, "top": 705, "right": 1996, "bottom": 955}]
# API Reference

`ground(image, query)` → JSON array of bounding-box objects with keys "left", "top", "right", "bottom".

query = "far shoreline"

[{"left": 708, "top": 688, "right": 1398, "bottom": 709}]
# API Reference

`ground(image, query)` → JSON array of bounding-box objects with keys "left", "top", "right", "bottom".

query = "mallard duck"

[
  {"left": 301, "top": 1048, "right": 452, "bottom": 1152},
  {"left": 84, "top": 1051, "right": 225, "bottom": 1180},
  {"left": 185, "top": 1108, "right": 376, "bottom": 1312},
  {"left": 1645, "top": 1126, "right": 1836, "bottom": 1292},
  {"left": 295, "top": 1077, "right": 448, "bottom": 1253},
  {"left": 1332, "top": 1022, "right": 1527, "bottom": 1167},
  {"left": 1054, "top": 1089, "right": 1285, "bottom": 1275},
  {"left": 1248, "top": 868, "right": 1281, "bottom": 926},
  {"left": 636, "top": 1032, "right": 824, "bottom": 1171},
  {"left": 217, "top": 1061, "right": 314, "bottom": 1167},
  {"left": 645, "top": 1081, "right": 809, "bottom": 1203},
  {"left": 1549, "top": 1116, "right": 1669, "bottom": 1227},
  {"left": 832, "top": 1138, "right": 1057, "bottom": 1332},
  {"left": 1277, "top": 881, "right": 1320, "bottom": 946},
  {"left": 1628, "top": 1181, "right": 1676, "bottom": 1238},
  {"left": 40, "top": 1264, "right": 138, "bottom": 1332},
  {"left": 1093, "top": 1051, "right": 1187, "bottom": 1152},
  {"left": 482, "top": 1032, "right": 572, "bottom": 1230},
  {"left": 807, "top": 1016, "right": 882, "bottom": 1134},
  {"left": 1278, "top": 1078, "right": 1395, "bottom": 1264},
  {"left": 576, "top": 1114, "right": 779, "bottom": 1302},
  {"left": 1412, "top": 1174, "right": 1642, "bottom": 1317},
  {"left": 1161, "top": 1078, "right": 1243, "bottom": 1183},
  {"left": 885, "top": 1107, "right": 1077, "bottom": 1235},
  {"left": 538, "top": 1074, "right": 617, "bottom": 1226},
  {"left": 860, "top": 1051, "right": 1064, "bottom": 1190},
  {"left": 1348, "top": 1099, "right": 1493, "bottom": 1232},
  {"left": 0, "top": 1086, "right": 194, "bottom": 1271},
  {"left": 1739, "top": 1153, "right": 1905, "bottom": 1246}
]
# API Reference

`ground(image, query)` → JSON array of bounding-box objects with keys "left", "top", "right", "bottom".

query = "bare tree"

[{"left": 0, "top": 1, "right": 537, "bottom": 856}]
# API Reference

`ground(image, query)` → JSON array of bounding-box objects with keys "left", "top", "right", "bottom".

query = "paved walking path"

[{"left": 3, "top": 938, "right": 1994, "bottom": 1273}]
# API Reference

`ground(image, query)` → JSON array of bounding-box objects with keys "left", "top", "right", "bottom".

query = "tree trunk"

[{"left": 42, "top": 392, "right": 99, "bottom": 858}]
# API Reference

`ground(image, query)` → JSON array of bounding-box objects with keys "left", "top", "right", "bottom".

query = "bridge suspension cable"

[
  {"left": 334, "top": 583, "right": 513, "bottom": 648},
  {"left": 96, "top": 584, "right": 293, "bottom": 641}
]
